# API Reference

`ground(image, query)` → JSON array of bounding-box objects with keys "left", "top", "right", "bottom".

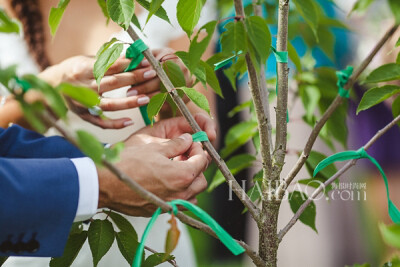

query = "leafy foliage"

[
  {"left": 176, "top": 0, "right": 204, "bottom": 37},
  {"left": 136, "top": 0, "right": 170, "bottom": 24},
  {"left": 365, "top": 63, "right": 400, "bottom": 84},
  {"left": 143, "top": 253, "right": 175, "bottom": 267},
  {"left": 0, "top": 8, "right": 20, "bottom": 34},
  {"left": 180, "top": 87, "right": 210, "bottom": 114},
  {"left": 288, "top": 191, "right": 317, "bottom": 233},
  {"left": 292, "top": 0, "right": 319, "bottom": 38},
  {"left": 147, "top": 92, "right": 167, "bottom": 122},
  {"left": 107, "top": 0, "right": 135, "bottom": 30},
  {"left": 379, "top": 223, "right": 400, "bottom": 249},
  {"left": 93, "top": 42, "right": 123, "bottom": 87},
  {"left": 357, "top": 85, "right": 400, "bottom": 114}
]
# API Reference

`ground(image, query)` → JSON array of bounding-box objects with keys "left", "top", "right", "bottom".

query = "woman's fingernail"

[
  {"left": 127, "top": 90, "right": 138, "bottom": 97},
  {"left": 137, "top": 96, "right": 150, "bottom": 105},
  {"left": 123, "top": 120, "right": 134, "bottom": 127},
  {"left": 142, "top": 59, "right": 150, "bottom": 67},
  {"left": 143, "top": 70, "right": 156, "bottom": 79}
]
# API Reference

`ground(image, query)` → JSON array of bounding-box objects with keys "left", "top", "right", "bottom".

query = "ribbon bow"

[
  {"left": 314, "top": 147, "right": 400, "bottom": 224},
  {"left": 336, "top": 66, "right": 353, "bottom": 98}
]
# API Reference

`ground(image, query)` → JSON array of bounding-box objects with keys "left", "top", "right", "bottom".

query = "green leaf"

[
  {"left": 108, "top": 211, "right": 138, "bottom": 240},
  {"left": 189, "top": 21, "right": 217, "bottom": 70},
  {"left": 209, "top": 154, "right": 256, "bottom": 191},
  {"left": 357, "top": 85, "right": 400, "bottom": 114},
  {"left": 288, "top": 42, "right": 302, "bottom": 71},
  {"left": 48, "top": 0, "right": 71, "bottom": 36},
  {"left": 22, "top": 75, "right": 68, "bottom": 119},
  {"left": 50, "top": 231, "right": 87, "bottom": 267},
  {"left": 298, "top": 178, "right": 333, "bottom": 194},
  {"left": 397, "top": 52, "right": 400, "bottom": 65},
  {"left": 107, "top": 0, "right": 135, "bottom": 30},
  {"left": 58, "top": 83, "right": 100, "bottom": 107},
  {"left": 220, "top": 121, "right": 258, "bottom": 158},
  {"left": 143, "top": 253, "right": 175, "bottom": 267},
  {"left": 345, "top": 264, "right": 371, "bottom": 267},
  {"left": 379, "top": 223, "right": 400, "bottom": 249},
  {"left": 288, "top": 191, "right": 317, "bottom": 233},
  {"left": 96, "top": 38, "right": 118, "bottom": 59},
  {"left": 350, "top": 0, "right": 374, "bottom": 14},
  {"left": 146, "top": 0, "right": 165, "bottom": 23},
  {"left": 200, "top": 61, "right": 223, "bottom": 97},
  {"left": 147, "top": 93, "right": 168, "bottom": 122},
  {"left": 392, "top": 95, "right": 400, "bottom": 128},
  {"left": 220, "top": 21, "right": 247, "bottom": 55},
  {"left": 389, "top": 0, "right": 400, "bottom": 24},
  {"left": 69, "top": 222, "right": 84, "bottom": 235},
  {"left": 0, "top": 257, "right": 8, "bottom": 266},
  {"left": 136, "top": 0, "right": 170, "bottom": 24},
  {"left": 104, "top": 142, "right": 125, "bottom": 163},
  {"left": 20, "top": 101, "right": 47, "bottom": 133},
  {"left": 97, "top": 0, "right": 110, "bottom": 23},
  {"left": 292, "top": 0, "right": 319, "bottom": 38},
  {"left": 318, "top": 17, "right": 349, "bottom": 30},
  {"left": 76, "top": 130, "right": 104, "bottom": 164},
  {"left": 317, "top": 27, "right": 335, "bottom": 61},
  {"left": 0, "top": 65, "right": 17, "bottom": 89},
  {"left": 228, "top": 100, "right": 252, "bottom": 118},
  {"left": 253, "top": 131, "right": 260, "bottom": 153},
  {"left": 93, "top": 43, "right": 123, "bottom": 87},
  {"left": 365, "top": 63, "right": 400, "bottom": 84},
  {"left": 116, "top": 231, "right": 140, "bottom": 265},
  {"left": 162, "top": 61, "right": 187, "bottom": 89},
  {"left": 176, "top": 0, "right": 204, "bottom": 37},
  {"left": 245, "top": 16, "right": 271, "bottom": 64},
  {"left": 0, "top": 8, "right": 20, "bottom": 34},
  {"left": 131, "top": 13, "right": 142, "bottom": 30},
  {"left": 180, "top": 87, "right": 210, "bottom": 114},
  {"left": 88, "top": 219, "right": 115, "bottom": 267}
]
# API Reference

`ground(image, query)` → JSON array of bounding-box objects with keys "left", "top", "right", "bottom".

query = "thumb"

[{"left": 159, "top": 133, "right": 193, "bottom": 158}]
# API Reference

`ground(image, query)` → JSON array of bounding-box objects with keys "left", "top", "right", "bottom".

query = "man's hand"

[
  {"left": 97, "top": 134, "right": 209, "bottom": 216},
  {"left": 127, "top": 113, "right": 217, "bottom": 146}
]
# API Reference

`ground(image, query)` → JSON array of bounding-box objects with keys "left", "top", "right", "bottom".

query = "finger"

[
  {"left": 104, "top": 57, "right": 132, "bottom": 75},
  {"left": 99, "top": 95, "right": 150, "bottom": 111},
  {"left": 158, "top": 133, "right": 193, "bottom": 158},
  {"left": 186, "top": 174, "right": 208, "bottom": 198},
  {"left": 127, "top": 77, "right": 161, "bottom": 95},
  {"left": 98, "top": 69, "right": 157, "bottom": 95},
  {"left": 194, "top": 113, "right": 217, "bottom": 142},
  {"left": 81, "top": 114, "right": 134, "bottom": 129}
]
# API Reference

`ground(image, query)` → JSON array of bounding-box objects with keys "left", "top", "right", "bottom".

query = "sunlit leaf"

[
  {"left": 292, "top": 0, "right": 319, "bottom": 38},
  {"left": 76, "top": 130, "right": 104, "bottom": 164},
  {"left": 48, "top": 0, "right": 71, "bottom": 36},
  {"left": 176, "top": 0, "right": 204, "bottom": 37},
  {"left": 146, "top": 0, "right": 165, "bottom": 23},
  {"left": 220, "top": 21, "right": 247, "bottom": 55},
  {"left": 220, "top": 121, "right": 258, "bottom": 158},
  {"left": 93, "top": 43, "right": 123, "bottom": 86},
  {"left": 58, "top": 83, "right": 100, "bottom": 108},
  {"left": 136, "top": 0, "right": 170, "bottom": 24},
  {"left": 147, "top": 93, "right": 167, "bottom": 122},
  {"left": 350, "top": 0, "right": 374, "bottom": 14},
  {"left": 97, "top": 0, "right": 110, "bottom": 23},
  {"left": 288, "top": 42, "right": 302, "bottom": 71},
  {"left": 104, "top": 142, "right": 125, "bottom": 163},
  {"left": 180, "top": 87, "right": 210, "bottom": 114},
  {"left": 107, "top": 0, "right": 135, "bottom": 30},
  {"left": 388, "top": 0, "right": 400, "bottom": 24},
  {"left": 379, "top": 223, "right": 400, "bottom": 249},
  {"left": 245, "top": 16, "right": 271, "bottom": 64},
  {"left": 189, "top": 21, "right": 217, "bottom": 70},
  {"left": 0, "top": 8, "right": 20, "bottom": 34}
]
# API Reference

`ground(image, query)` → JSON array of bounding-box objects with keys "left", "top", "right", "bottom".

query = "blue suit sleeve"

[
  {"left": 0, "top": 125, "right": 84, "bottom": 158},
  {"left": 0, "top": 157, "right": 79, "bottom": 257}
]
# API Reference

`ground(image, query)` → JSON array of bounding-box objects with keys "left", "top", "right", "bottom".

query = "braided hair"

[{"left": 10, "top": 0, "right": 50, "bottom": 70}]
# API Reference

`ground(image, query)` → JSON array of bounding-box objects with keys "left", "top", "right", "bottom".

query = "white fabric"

[{"left": 71, "top": 157, "right": 99, "bottom": 222}]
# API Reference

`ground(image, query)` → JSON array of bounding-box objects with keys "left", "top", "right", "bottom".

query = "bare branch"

[
  {"left": 278, "top": 114, "right": 400, "bottom": 242},
  {"left": 126, "top": 26, "right": 260, "bottom": 220},
  {"left": 277, "top": 24, "right": 399, "bottom": 198}
]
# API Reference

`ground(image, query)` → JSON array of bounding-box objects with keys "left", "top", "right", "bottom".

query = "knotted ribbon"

[
  {"left": 192, "top": 131, "right": 209, "bottom": 142},
  {"left": 132, "top": 199, "right": 245, "bottom": 267},
  {"left": 336, "top": 66, "right": 353, "bottom": 98},
  {"left": 14, "top": 77, "right": 31, "bottom": 92},
  {"left": 313, "top": 147, "right": 400, "bottom": 224},
  {"left": 124, "top": 39, "right": 152, "bottom": 125}
]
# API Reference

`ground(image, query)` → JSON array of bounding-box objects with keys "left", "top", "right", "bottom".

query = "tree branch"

[
  {"left": 39, "top": 111, "right": 265, "bottom": 267},
  {"left": 277, "top": 114, "right": 400, "bottom": 242},
  {"left": 144, "top": 246, "right": 178, "bottom": 267},
  {"left": 126, "top": 26, "right": 260, "bottom": 221},
  {"left": 277, "top": 24, "right": 399, "bottom": 198}
]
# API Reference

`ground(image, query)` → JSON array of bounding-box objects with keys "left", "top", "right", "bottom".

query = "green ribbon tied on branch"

[
  {"left": 313, "top": 147, "right": 400, "bottom": 224},
  {"left": 132, "top": 199, "right": 245, "bottom": 267},
  {"left": 271, "top": 46, "right": 289, "bottom": 123},
  {"left": 336, "top": 66, "right": 353, "bottom": 98},
  {"left": 14, "top": 77, "right": 31, "bottom": 93},
  {"left": 124, "top": 39, "right": 152, "bottom": 125},
  {"left": 192, "top": 131, "right": 209, "bottom": 142},
  {"left": 214, "top": 51, "right": 243, "bottom": 71}
]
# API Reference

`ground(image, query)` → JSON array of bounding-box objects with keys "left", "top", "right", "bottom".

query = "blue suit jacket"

[{"left": 0, "top": 125, "right": 85, "bottom": 257}]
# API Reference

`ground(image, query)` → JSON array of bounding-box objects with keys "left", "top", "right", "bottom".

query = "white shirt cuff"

[{"left": 70, "top": 157, "right": 99, "bottom": 222}]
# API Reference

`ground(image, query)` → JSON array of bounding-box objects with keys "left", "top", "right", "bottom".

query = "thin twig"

[
  {"left": 39, "top": 111, "right": 265, "bottom": 267},
  {"left": 126, "top": 26, "right": 260, "bottom": 221},
  {"left": 277, "top": 24, "right": 399, "bottom": 198},
  {"left": 278, "top": 114, "right": 400, "bottom": 242}
]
